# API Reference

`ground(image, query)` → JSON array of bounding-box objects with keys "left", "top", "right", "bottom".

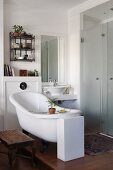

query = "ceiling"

[
  {"left": 5, "top": 0, "right": 88, "bottom": 11},
  {"left": 83, "top": 0, "right": 113, "bottom": 21}
]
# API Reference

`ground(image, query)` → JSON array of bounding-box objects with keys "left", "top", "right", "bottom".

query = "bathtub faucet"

[{"left": 53, "top": 80, "right": 57, "bottom": 86}]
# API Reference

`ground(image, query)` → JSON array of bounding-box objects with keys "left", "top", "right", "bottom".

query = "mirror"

[{"left": 41, "top": 35, "right": 58, "bottom": 82}]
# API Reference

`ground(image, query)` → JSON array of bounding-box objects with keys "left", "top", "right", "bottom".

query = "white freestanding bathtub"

[{"left": 9, "top": 92, "right": 84, "bottom": 161}]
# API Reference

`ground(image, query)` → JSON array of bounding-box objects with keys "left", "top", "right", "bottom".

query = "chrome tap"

[{"left": 53, "top": 80, "right": 57, "bottom": 86}]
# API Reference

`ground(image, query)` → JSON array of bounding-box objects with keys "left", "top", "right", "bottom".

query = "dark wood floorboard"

[{"left": 0, "top": 143, "right": 40, "bottom": 170}]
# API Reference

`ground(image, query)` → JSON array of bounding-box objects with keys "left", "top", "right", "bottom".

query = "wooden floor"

[
  {"left": 0, "top": 143, "right": 40, "bottom": 170},
  {"left": 28, "top": 137, "right": 113, "bottom": 170},
  {"left": 1, "top": 136, "right": 113, "bottom": 170}
]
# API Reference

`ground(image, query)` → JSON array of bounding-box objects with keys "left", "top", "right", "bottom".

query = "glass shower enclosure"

[{"left": 81, "top": 14, "right": 113, "bottom": 136}]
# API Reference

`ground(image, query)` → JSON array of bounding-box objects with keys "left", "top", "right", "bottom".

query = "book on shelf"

[{"left": 4, "top": 64, "right": 15, "bottom": 76}]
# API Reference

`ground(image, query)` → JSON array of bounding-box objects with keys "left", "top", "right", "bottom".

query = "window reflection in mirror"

[{"left": 41, "top": 35, "right": 58, "bottom": 82}]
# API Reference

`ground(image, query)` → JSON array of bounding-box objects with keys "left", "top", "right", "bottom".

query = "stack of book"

[{"left": 4, "top": 64, "right": 15, "bottom": 76}]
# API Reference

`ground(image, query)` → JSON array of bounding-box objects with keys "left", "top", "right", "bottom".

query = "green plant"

[
  {"left": 12, "top": 25, "right": 23, "bottom": 33},
  {"left": 48, "top": 98, "right": 56, "bottom": 108}
]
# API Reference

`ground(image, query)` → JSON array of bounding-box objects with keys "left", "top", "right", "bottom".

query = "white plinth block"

[{"left": 57, "top": 116, "right": 84, "bottom": 161}]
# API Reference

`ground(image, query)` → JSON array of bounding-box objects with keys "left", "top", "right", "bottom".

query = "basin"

[{"left": 43, "top": 85, "right": 68, "bottom": 96}]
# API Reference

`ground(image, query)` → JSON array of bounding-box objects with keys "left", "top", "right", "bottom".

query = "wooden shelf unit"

[{"left": 9, "top": 32, "right": 35, "bottom": 62}]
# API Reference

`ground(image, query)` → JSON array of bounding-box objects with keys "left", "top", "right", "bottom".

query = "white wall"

[
  {"left": 67, "top": 0, "right": 110, "bottom": 108},
  {"left": 0, "top": 0, "right": 68, "bottom": 130},
  {"left": 0, "top": 0, "right": 4, "bottom": 76},
  {"left": 4, "top": 0, "right": 68, "bottom": 76},
  {"left": 0, "top": 0, "right": 4, "bottom": 130}
]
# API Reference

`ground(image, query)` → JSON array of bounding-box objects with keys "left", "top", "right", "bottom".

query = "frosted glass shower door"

[{"left": 81, "top": 25, "right": 102, "bottom": 131}]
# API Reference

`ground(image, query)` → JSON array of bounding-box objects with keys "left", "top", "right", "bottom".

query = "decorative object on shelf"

[
  {"left": 11, "top": 42, "right": 20, "bottom": 48},
  {"left": 22, "top": 42, "right": 32, "bottom": 49},
  {"left": 12, "top": 25, "right": 24, "bottom": 37},
  {"left": 4, "top": 64, "right": 15, "bottom": 76},
  {"left": 10, "top": 26, "right": 35, "bottom": 62},
  {"left": 34, "top": 69, "right": 39, "bottom": 76},
  {"left": 19, "top": 69, "right": 28, "bottom": 76},
  {"left": 28, "top": 69, "right": 39, "bottom": 77},
  {"left": 48, "top": 98, "right": 56, "bottom": 114},
  {"left": 28, "top": 70, "right": 35, "bottom": 76},
  {"left": 18, "top": 56, "right": 24, "bottom": 60},
  {"left": 20, "top": 32, "right": 33, "bottom": 38},
  {"left": 24, "top": 54, "right": 28, "bottom": 60}
]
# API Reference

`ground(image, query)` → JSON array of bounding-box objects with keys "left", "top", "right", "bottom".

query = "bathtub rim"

[{"left": 9, "top": 92, "right": 82, "bottom": 119}]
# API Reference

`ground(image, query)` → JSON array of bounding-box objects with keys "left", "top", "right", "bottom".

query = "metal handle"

[
  {"left": 20, "top": 82, "right": 27, "bottom": 90},
  {"left": 110, "top": 78, "right": 113, "bottom": 80},
  {"left": 96, "top": 78, "right": 99, "bottom": 80}
]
